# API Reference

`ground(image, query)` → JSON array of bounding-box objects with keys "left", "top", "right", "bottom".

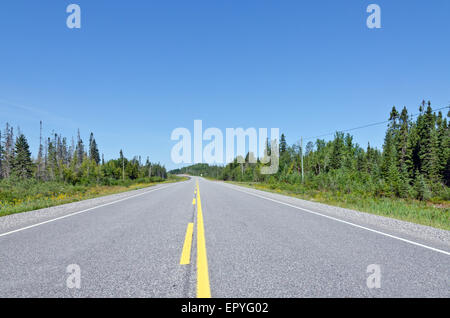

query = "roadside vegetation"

[
  {"left": 0, "top": 176, "right": 185, "bottom": 217},
  {"left": 0, "top": 123, "right": 181, "bottom": 217},
  {"left": 231, "top": 181, "right": 449, "bottom": 231},
  {"left": 171, "top": 101, "right": 450, "bottom": 230}
]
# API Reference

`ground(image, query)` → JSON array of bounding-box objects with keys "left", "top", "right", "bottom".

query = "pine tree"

[
  {"left": 365, "top": 143, "right": 373, "bottom": 174},
  {"left": 397, "top": 107, "right": 409, "bottom": 169},
  {"left": 146, "top": 156, "right": 152, "bottom": 177},
  {"left": 120, "top": 149, "right": 125, "bottom": 180},
  {"left": 68, "top": 137, "right": 75, "bottom": 163},
  {"left": 280, "top": 134, "right": 287, "bottom": 154},
  {"left": 382, "top": 130, "right": 401, "bottom": 195},
  {"left": 394, "top": 107, "right": 411, "bottom": 196},
  {"left": 61, "top": 137, "right": 69, "bottom": 165},
  {"left": 405, "top": 121, "right": 420, "bottom": 179},
  {"left": 1, "top": 123, "right": 14, "bottom": 178},
  {"left": 414, "top": 171, "right": 431, "bottom": 201},
  {"left": 355, "top": 146, "right": 366, "bottom": 172},
  {"left": 343, "top": 133, "right": 355, "bottom": 170},
  {"left": 12, "top": 134, "right": 33, "bottom": 179},
  {"left": 330, "top": 132, "right": 344, "bottom": 170},
  {"left": 0, "top": 131, "right": 3, "bottom": 179},
  {"left": 445, "top": 109, "right": 450, "bottom": 185},
  {"left": 76, "top": 129, "right": 84, "bottom": 166},
  {"left": 314, "top": 139, "right": 327, "bottom": 174},
  {"left": 54, "top": 134, "right": 63, "bottom": 180},
  {"left": 436, "top": 111, "right": 449, "bottom": 185},
  {"left": 89, "top": 132, "right": 100, "bottom": 165},
  {"left": 36, "top": 121, "right": 45, "bottom": 180},
  {"left": 382, "top": 106, "right": 406, "bottom": 195},
  {"left": 389, "top": 106, "right": 399, "bottom": 132},
  {"left": 419, "top": 103, "right": 440, "bottom": 181},
  {"left": 47, "top": 137, "right": 57, "bottom": 180},
  {"left": 442, "top": 110, "right": 450, "bottom": 185},
  {"left": 44, "top": 136, "right": 48, "bottom": 179}
]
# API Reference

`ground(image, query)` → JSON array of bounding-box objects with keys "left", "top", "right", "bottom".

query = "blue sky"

[{"left": 1, "top": 0, "right": 449, "bottom": 170}]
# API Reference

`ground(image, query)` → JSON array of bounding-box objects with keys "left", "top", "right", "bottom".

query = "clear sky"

[{"left": 1, "top": 0, "right": 449, "bottom": 170}]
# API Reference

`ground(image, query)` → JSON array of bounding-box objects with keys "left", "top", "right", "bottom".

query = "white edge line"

[
  {"left": 221, "top": 183, "right": 450, "bottom": 256},
  {"left": 0, "top": 183, "right": 178, "bottom": 238}
]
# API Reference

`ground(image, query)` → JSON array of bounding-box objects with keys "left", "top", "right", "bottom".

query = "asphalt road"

[{"left": 0, "top": 177, "right": 449, "bottom": 297}]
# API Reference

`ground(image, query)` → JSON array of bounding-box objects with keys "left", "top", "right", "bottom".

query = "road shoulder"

[
  {"left": 0, "top": 180, "right": 187, "bottom": 236},
  {"left": 214, "top": 180, "right": 450, "bottom": 250}
]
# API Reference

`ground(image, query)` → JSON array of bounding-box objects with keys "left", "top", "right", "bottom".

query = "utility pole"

[{"left": 301, "top": 136, "right": 304, "bottom": 183}]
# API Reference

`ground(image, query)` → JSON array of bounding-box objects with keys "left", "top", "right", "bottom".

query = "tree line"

[
  {"left": 174, "top": 101, "right": 449, "bottom": 201},
  {"left": 0, "top": 122, "right": 167, "bottom": 185},
  {"left": 170, "top": 163, "right": 224, "bottom": 178}
]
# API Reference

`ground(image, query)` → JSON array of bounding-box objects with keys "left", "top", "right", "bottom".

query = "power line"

[{"left": 304, "top": 105, "right": 449, "bottom": 141}]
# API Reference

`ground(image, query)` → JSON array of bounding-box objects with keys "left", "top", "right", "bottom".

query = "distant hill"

[{"left": 169, "top": 163, "right": 223, "bottom": 178}]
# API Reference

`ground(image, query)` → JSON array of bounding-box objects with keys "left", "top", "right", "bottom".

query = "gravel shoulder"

[{"left": 218, "top": 180, "right": 450, "bottom": 250}]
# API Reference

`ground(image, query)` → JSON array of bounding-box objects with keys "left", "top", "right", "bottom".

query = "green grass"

[
  {"left": 0, "top": 175, "right": 188, "bottom": 217},
  {"left": 228, "top": 181, "right": 450, "bottom": 231}
]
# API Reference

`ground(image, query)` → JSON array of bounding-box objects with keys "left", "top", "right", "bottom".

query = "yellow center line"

[
  {"left": 180, "top": 222, "right": 194, "bottom": 265},
  {"left": 196, "top": 180, "right": 211, "bottom": 298},
  {"left": 192, "top": 198, "right": 196, "bottom": 205}
]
